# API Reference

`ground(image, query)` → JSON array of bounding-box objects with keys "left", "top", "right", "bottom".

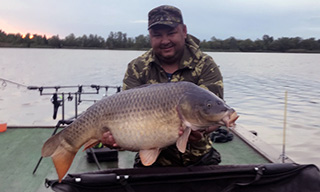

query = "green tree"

[
  {"left": 225, "top": 37, "right": 238, "bottom": 50},
  {"left": 262, "top": 35, "right": 273, "bottom": 50},
  {"left": 106, "top": 32, "right": 116, "bottom": 48},
  {"left": 134, "top": 34, "right": 150, "bottom": 49},
  {"left": 238, "top": 39, "right": 254, "bottom": 52},
  {"left": 64, "top": 33, "right": 78, "bottom": 47},
  {"left": 209, "top": 36, "right": 222, "bottom": 50},
  {"left": 289, "top": 37, "right": 302, "bottom": 50},
  {"left": 87, "top": 34, "right": 105, "bottom": 48},
  {"left": 300, "top": 38, "right": 318, "bottom": 50},
  {"left": 48, "top": 35, "right": 61, "bottom": 48},
  {"left": 253, "top": 39, "right": 264, "bottom": 51},
  {"left": 200, "top": 40, "right": 209, "bottom": 50},
  {"left": 0, "top": 30, "right": 6, "bottom": 42}
]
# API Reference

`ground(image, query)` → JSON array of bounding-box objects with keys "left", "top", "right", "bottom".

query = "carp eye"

[{"left": 207, "top": 103, "right": 212, "bottom": 108}]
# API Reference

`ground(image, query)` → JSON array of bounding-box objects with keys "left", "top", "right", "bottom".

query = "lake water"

[{"left": 1, "top": 48, "right": 320, "bottom": 167}]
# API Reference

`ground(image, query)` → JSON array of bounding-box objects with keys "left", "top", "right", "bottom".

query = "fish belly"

[{"left": 107, "top": 111, "right": 181, "bottom": 150}]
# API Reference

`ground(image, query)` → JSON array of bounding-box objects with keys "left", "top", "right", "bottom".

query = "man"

[{"left": 102, "top": 5, "right": 224, "bottom": 167}]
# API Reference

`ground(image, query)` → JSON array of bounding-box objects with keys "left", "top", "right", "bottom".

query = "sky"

[{"left": 1, "top": 0, "right": 320, "bottom": 41}]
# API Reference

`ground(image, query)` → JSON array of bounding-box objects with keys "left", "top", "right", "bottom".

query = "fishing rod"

[
  {"left": 1, "top": 78, "right": 121, "bottom": 94},
  {"left": 0, "top": 78, "right": 29, "bottom": 88},
  {"left": 27, "top": 84, "right": 121, "bottom": 96},
  {"left": 281, "top": 91, "right": 288, "bottom": 163}
]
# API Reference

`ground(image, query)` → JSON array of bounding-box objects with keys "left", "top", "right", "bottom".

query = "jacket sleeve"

[
  {"left": 198, "top": 56, "right": 224, "bottom": 99},
  {"left": 122, "top": 61, "right": 144, "bottom": 90}
]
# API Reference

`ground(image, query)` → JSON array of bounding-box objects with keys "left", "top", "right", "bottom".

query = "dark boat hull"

[{"left": 46, "top": 163, "right": 320, "bottom": 192}]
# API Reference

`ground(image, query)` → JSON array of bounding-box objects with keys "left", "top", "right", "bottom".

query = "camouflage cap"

[{"left": 148, "top": 5, "right": 184, "bottom": 29}]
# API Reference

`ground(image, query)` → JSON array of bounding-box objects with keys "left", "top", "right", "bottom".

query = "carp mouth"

[
  {"left": 177, "top": 104, "right": 239, "bottom": 131},
  {"left": 201, "top": 109, "right": 239, "bottom": 128},
  {"left": 221, "top": 111, "right": 239, "bottom": 128},
  {"left": 183, "top": 110, "right": 239, "bottom": 131}
]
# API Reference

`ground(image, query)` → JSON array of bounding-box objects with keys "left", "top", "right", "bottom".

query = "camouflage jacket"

[{"left": 123, "top": 34, "right": 223, "bottom": 166}]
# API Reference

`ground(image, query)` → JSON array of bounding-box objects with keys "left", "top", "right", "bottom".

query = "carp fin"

[
  {"left": 139, "top": 149, "right": 160, "bottom": 166},
  {"left": 176, "top": 126, "right": 191, "bottom": 153},
  {"left": 51, "top": 145, "right": 76, "bottom": 182},
  {"left": 83, "top": 139, "right": 100, "bottom": 151}
]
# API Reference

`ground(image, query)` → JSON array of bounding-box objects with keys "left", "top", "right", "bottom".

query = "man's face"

[{"left": 149, "top": 24, "right": 187, "bottom": 64}]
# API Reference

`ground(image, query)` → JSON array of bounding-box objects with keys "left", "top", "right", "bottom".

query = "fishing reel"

[{"left": 51, "top": 93, "right": 62, "bottom": 120}]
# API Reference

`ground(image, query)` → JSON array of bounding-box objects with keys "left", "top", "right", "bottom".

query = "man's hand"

[
  {"left": 204, "top": 125, "right": 221, "bottom": 133},
  {"left": 101, "top": 131, "right": 119, "bottom": 148},
  {"left": 179, "top": 125, "right": 221, "bottom": 142}
]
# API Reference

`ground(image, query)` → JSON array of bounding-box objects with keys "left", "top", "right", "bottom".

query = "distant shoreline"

[
  {"left": 1, "top": 45, "right": 319, "bottom": 54},
  {"left": 1, "top": 30, "right": 319, "bottom": 53}
]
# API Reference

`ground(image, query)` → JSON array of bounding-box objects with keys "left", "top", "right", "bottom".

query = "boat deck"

[{"left": 0, "top": 127, "right": 271, "bottom": 192}]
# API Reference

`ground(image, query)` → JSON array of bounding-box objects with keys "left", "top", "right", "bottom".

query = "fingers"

[
  {"left": 188, "top": 131, "right": 203, "bottom": 142},
  {"left": 179, "top": 125, "right": 205, "bottom": 142},
  {"left": 179, "top": 125, "right": 221, "bottom": 143},
  {"left": 179, "top": 126, "right": 184, "bottom": 136},
  {"left": 205, "top": 125, "right": 221, "bottom": 133},
  {"left": 101, "top": 131, "right": 118, "bottom": 148}
]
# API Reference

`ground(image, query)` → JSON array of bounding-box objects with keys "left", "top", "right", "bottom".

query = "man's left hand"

[{"left": 179, "top": 125, "right": 220, "bottom": 142}]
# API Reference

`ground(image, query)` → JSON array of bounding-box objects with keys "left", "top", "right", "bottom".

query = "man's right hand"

[{"left": 101, "top": 131, "right": 119, "bottom": 148}]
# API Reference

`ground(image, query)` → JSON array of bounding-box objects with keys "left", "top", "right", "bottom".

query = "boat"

[
  {"left": 1, "top": 84, "right": 319, "bottom": 192},
  {"left": 1, "top": 124, "right": 320, "bottom": 192}
]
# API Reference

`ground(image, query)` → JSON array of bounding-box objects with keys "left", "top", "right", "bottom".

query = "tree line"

[
  {"left": 1, "top": 29, "right": 319, "bottom": 53},
  {"left": 201, "top": 35, "right": 320, "bottom": 53}
]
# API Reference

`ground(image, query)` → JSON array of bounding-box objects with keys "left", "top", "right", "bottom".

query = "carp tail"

[
  {"left": 51, "top": 145, "right": 76, "bottom": 182},
  {"left": 41, "top": 131, "right": 76, "bottom": 182}
]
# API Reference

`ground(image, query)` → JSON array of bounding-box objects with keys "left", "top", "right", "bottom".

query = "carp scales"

[{"left": 41, "top": 81, "right": 238, "bottom": 181}]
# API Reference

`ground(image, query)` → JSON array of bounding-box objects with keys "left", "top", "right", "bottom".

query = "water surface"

[{"left": 1, "top": 48, "right": 319, "bottom": 166}]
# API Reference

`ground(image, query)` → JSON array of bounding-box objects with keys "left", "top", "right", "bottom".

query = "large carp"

[{"left": 42, "top": 81, "right": 238, "bottom": 181}]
